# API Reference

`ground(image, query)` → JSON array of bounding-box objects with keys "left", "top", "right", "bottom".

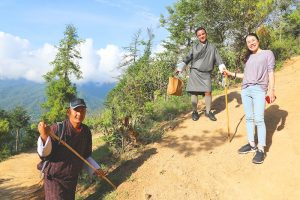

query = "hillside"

[
  {"left": 0, "top": 79, "right": 115, "bottom": 120},
  {"left": 0, "top": 55, "right": 299, "bottom": 200},
  {"left": 114, "top": 56, "right": 300, "bottom": 200}
]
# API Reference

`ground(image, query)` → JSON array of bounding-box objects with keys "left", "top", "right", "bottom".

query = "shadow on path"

[
  {"left": 158, "top": 91, "right": 244, "bottom": 157},
  {"left": 0, "top": 180, "right": 44, "bottom": 200},
  {"left": 265, "top": 104, "right": 288, "bottom": 152},
  {"left": 160, "top": 128, "right": 239, "bottom": 157},
  {"left": 212, "top": 91, "right": 242, "bottom": 115},
  {"left": 230, "top": 114, "right": 245, "bottom": 142},
  {"left": 85, "top": 148, "right": 157, "bottom": 200}
]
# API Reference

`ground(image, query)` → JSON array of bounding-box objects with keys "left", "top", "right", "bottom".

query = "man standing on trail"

[
  {"left": 176, "top": 26, "right": 226, "bottom": 121},
  {"left": 224, "top": 33, "right": 276, "bottom": 164},
  {"left": 37, "top": 98, "right": 103, "bottom": 199}
]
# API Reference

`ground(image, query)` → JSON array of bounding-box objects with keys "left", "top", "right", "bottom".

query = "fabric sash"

[{"left": 192, "top": 41, "right": 209, "bottom": 64}]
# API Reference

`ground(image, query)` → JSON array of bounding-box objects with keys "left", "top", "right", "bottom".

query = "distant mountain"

[{"left": 0, "top": 79, "right": 115, "bottom": 121}]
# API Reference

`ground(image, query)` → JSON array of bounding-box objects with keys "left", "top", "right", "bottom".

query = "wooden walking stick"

[
  {"left": 49, "top": 131, "right": 117, "bottom": 189},
  {"left": 224, "top": 74, "right": 230, "bottom": 141}
]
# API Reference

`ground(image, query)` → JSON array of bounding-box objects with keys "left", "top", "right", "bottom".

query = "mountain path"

[
  {"left": 0, "top": 55, "right": 300, "bottom": 200},
  {"left": 116, "top": 55, "right": 300, "bottom": 200}
]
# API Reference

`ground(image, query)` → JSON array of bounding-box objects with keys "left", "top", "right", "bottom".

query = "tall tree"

[
  {"left": 282, "top": 2, "right": 300, "bottom": 38},
  {"left": 107, "top": 29, "right": 155, "bottom": 121},
  {"left": 160, "top": 0, "right": 291, "bottom": 69},
  {"left": 0, "top": 119, "right": 9, "bottom": 135},
  {"left": 0, "top": 117, "right": 10, "bottom": 160},
  {"left": 119, "top": 29, "right": 142, "bottom": 68},
  {"left": 0, "top": 109, "right": 9, "bottom": 139},
  {"left": 103, "top": 28, "right": 162, "bottom": 149},
  {"left": 0, "top": 109, "right": 11, "bottom": 160},
  {"left": 8, "top": 106, "right": 30, "bottom": 152},
  {"left": 160, "top": 0, "right": 201, "bottom": 53},
  {"left": 42, "top": 24, "right": 83, "bottom": 123}
]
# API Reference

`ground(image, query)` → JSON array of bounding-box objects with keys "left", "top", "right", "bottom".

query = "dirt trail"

[
  {"left": 0, "top": 150, "right": 42, "bottom": 199},
  {"left": 0, "top": 56, "right": 300, "bottom": 200},
  {"left": 116, "top": 55, "right": 300, "bottom": 200}
]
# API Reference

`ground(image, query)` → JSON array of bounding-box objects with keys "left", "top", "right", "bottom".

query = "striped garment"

[{"left": 43, "top": 119, "right": 92, "bottom": 200}]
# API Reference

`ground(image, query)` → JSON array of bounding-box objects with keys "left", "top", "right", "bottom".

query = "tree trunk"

[{"left": 15, "top": 129, "right": 19, "bottom": 152}]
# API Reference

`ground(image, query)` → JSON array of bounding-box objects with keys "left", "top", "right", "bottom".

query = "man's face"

[
  {"left": 196, "top": 29, "right": 207, "bottom": 43},
  {"left": 68, "top": 106, "right": 86, "bottom": 125}
]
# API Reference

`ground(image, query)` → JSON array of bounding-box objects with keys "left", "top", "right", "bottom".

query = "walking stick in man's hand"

[
  {"left": 48, "top": 131, "right": 117, "bottom": 189},
  {"left": 223, "top": 73, "right": 231, "bottom": 141}
]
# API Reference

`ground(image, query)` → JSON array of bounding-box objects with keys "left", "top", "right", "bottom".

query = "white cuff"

[
  {"left": 218, "top": 64, "right": 226, "bottom": 73},
  {"left": 176, "top": 62, "right": 186, "bottom": 72},
  {"left": 84, "top": 157, "right": 100, "bottom": 177},
  {"left": 37, "top": 136, "right": 52, "bottom": 157}
]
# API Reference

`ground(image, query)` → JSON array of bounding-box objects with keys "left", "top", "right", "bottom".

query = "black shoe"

[
  {"left": 192, "top": 111, "right": 200, "bottom": 121},
  {"left": 205, "top": 111, "right": 217, "bottom": 121},
  {"left": 252, "top": 149, "right": 265, "bottom": 164},
  {"left": 238, "top": 143, "right": 257, "bottom": 154}
]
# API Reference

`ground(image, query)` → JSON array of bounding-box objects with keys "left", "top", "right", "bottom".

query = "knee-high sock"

[
  {"left": 191, "top": 95, "right": 198, "bottom": 112},
  {"left": 205, "top": 95, "right": 212, "bottom": 114}
]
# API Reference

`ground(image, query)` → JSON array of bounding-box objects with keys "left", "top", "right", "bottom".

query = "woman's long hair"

[{"left": 243, "top": 33, "right": 260, "bottom": 63}]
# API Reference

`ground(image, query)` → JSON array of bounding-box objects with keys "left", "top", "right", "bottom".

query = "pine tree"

[
  {"left": 8, "top": 106, "right": 30, "bottom": 152},
  {"left": 42, "top": 24, "right": 83, "bottom": 123}
]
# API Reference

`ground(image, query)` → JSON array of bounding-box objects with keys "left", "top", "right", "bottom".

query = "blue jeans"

[{"left": 241, "top": 85, "right": 266, "bottom": 147}]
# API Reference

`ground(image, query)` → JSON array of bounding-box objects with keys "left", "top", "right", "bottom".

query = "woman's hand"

[
  {"left": 267, "top": 72, "right": 276, "bottom": 103},
  {"left": 267, "top": 89, "right": 276, "bottom": 104},
  {"left": 175, "top": 69, "right": 181, "bottom": 75},
  {"left": 223, "top": 69, "right": 233, "bottom": 76}
]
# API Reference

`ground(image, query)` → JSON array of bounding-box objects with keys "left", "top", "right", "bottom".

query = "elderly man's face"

[{"left": 67, "top": 106, "right": 86, "bottom": 125}]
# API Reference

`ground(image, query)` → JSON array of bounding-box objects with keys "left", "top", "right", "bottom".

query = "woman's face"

[{"left": 246, "top": 35, "right": 260, "bottom": 53}]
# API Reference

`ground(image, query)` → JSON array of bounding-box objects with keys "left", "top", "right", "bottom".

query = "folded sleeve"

[
  {"left": 218, "top": 64, "right": 226, "bottom": 73},
  {"left": 176, "top": 62, "right": 187, "bottom": 72},
  {"left": 37, "top": 136, "right": 52, "bottom": 157},
  {"left": 84, "top": 156, "right": 101, "bottom": 177},
  {"left": 267, "top": 50, "right": 275, "bottom": 73},
  {"left": 214, "top": 48, "right": 224, "bottom": 67}
]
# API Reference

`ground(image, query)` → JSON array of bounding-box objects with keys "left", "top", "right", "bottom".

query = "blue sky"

[{"left": 0, "top": 0, "right": 175, "bottom": 84}]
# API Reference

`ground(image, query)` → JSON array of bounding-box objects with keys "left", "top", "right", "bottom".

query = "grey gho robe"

[{"left": 182, "top": 41, "right": 224, "bottom": 94}]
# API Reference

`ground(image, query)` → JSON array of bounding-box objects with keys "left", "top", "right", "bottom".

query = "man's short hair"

[{"left": 195, "top": 27, "right": 207, "bottom": 35}]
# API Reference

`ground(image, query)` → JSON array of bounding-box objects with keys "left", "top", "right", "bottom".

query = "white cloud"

[
  {"left": 0, "top": 32, "right": 123, "bottom": 84},
  {"left": 78, "top": 39, "right": 123, "bottom": 84},
  {"left": 153, "top": 43, "right": 166, "bottom": 55},
  {"left": 0, "top": 32, "right": 56, "bottom": 82}
]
